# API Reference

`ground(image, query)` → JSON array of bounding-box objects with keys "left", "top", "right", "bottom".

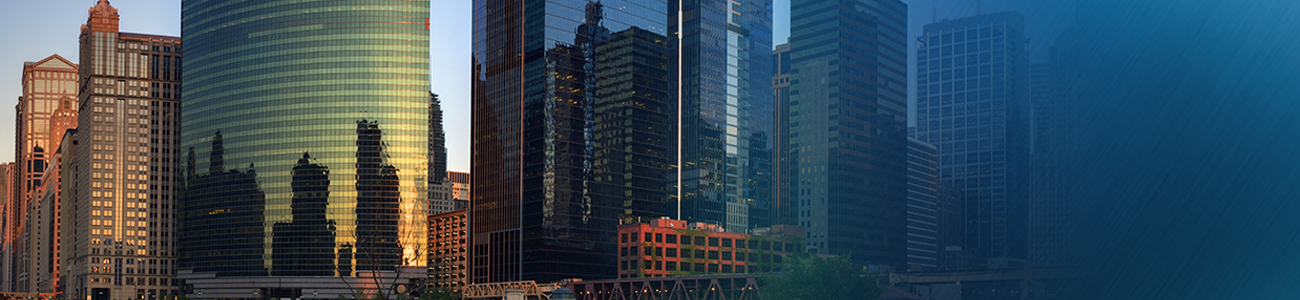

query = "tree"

[{"left": 759, "top": 253, "right": 881, "bottom": 300}]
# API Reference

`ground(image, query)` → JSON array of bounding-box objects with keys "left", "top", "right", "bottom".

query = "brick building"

[
  {"left": 616, "top": 219, "right": 803, "bottom": 278},
  {"left": 428, "top": 210, "right": 467, "bottom": 291}
]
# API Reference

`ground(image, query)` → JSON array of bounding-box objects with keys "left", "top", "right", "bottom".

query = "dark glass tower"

[
  {"left": 430, "top": 93, "right": 447, "bottom": 184},
  {"left": 788, "top": 0, "right": 909, "bottom": 269},
  {"left": 772, "top": 43, "right": 793, "bottom": 227},
  {"left": 914, "top": 12, "right": 1032, "bottom": 266},
  {"left": 669, "top": 0, "right": 774, "bottom": 233},
  {"left": 471, "top": 0, "right": 666, "bottom": 283},
  {"left": 180, "top": 0, "right": 430, "bottom": 297}
]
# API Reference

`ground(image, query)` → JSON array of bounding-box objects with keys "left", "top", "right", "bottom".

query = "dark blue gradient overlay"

[{"left": 1058, "top": 0, "right": 1300, "bottom": 298}]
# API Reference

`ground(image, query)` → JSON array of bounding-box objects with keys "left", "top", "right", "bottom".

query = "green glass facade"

[{"left": 179, "top": 0, "right": 429, "bottom": 287}]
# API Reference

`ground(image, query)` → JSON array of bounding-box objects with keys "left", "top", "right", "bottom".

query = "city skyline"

[{"left": 0, "top": 0, "right": 1071, "bottom": 172}]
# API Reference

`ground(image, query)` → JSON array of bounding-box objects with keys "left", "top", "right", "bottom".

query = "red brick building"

[
  {"left": 428, "top": 210, "right": 467, "bottom": 291},
  {"left": 617, "top": 219, "right": 804, "bottom": 278}
]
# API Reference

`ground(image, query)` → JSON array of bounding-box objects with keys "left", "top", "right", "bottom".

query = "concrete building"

[
  {"left": 446, "top": 171, "right": 469, "bottom": 203},
  {"left": 65, "top": 1, "right": 183, "bottom": 299},
  {"left": 616, "top": 219, "right": 802, "bottom": 278},
  {"left": 427, "top": 210, "right": 466, "bottom": 292}
]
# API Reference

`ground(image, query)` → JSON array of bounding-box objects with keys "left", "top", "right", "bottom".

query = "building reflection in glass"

[
  {"left": 271, "top": 153, "right": 335, "bottom": 276},
  {"left": 181, "top": 131, "right": 268, "bottom": 276},
  {"left": 472, "top": 0, "right": 668, "bottom": 283}
]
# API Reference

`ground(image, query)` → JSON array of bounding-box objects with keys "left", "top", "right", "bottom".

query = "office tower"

[
  {"left": 592, "top": 27, "right": 672, "bottom": 224},
  {"left": 66, "top": 1, "right": 183, "bottom": 299},
  {"left": 669, "top": 0, "right": 775, "bottom": 234},
  {"left": 616, "top": 219, "right": 802, "bottom": 278},
  {"left": 914, "top": 12, "right": 1032, "bottom": 267},
  {"left": 428, "top": 93, "right": 454, "bottom": 214},
  {"left": 906, "top": 138, "right": 941, "bottom": 271},
  {"left": 12, "top": 54, "right": 78, "bottom": 293},
  {"left": 772, "top": 43, "right": 793, "bottom": 227},
  {"left": 180, "top": 0, "right": 429, "bottom": 297},
  {"left": 427, "top": 210, "right": 466, "bottom": 291},
  {"left": 471, "top": 0, "right": 665, "bottom": 283},
  {"left": 788, "top": 0, "right": 909, "bottom": 269},
  {"left": 30, "top": 131, "right": 73, "bottom": 293}
]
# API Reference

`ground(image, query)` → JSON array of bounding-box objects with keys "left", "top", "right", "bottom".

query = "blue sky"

[{"left": 0, "top": 0, "right": 1069, "bottom": 172}]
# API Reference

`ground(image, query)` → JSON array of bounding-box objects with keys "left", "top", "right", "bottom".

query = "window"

[
  {"left": 709, "top": 237, "right": 719, "bottom": 247},
  {"left": 722, "top": 238, "right": 732, "bottom": 248},
  {"left": 644, "top": 233, "right": 652, "bottom": 242},
  {"left": 655, "top": 247, "right": 662, "bottom": 257},
  {"left": 644, "top": 247, "right": 652, "bottom": 256},
  {"left": 708, "top": 251, "right": 719, "bottom": 260},
  {"left": 694, "top": 236, "right": 705, "bottom": 245},
  {"left": 666, "top": 248, "right": 677, "bottom": 258},
  {"left": 655, "top": 233, "right": 662, "bottom": 243},
  {"left": 721, "top": 251, "right": 732, "bottom": 261},
  {"left": 621, "top": 247, "right": 628, "bottom": 257},
  {"left": 665, "top": 234, "right": 677, "bottom": 244},
  {"left": 621, "top": 233, "right": 627, "bottom": 243},
  {"left": 694, "top": 250, "right": 705, "bottom": 259},
  {"left": 666, "top": 262, "right": 677, "bottom": 271}
]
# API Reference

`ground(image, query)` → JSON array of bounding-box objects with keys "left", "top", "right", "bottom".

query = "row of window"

[
  {"left": 620, "top": 232, "right": 794, "bottom": 252},
  {"left": 621, "top": 246, "right": 784, "bottom": 262}
]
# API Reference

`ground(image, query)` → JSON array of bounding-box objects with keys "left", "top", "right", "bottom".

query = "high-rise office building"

[
  {"left": 772, "top": 43, "right": 793, "bottom": 227},
  {"left": 428, "top": 93, "right": 455, "bottom": 214},
  {"left": 914, "top": 12, "right": 1032, "bottom": 267},
  {"left": 179, "top": 0, "right": 430, "bottom": 297},
  {"left": 591, "top": 26, "right": 672, "bottom": 224},
  {"left": 471, "top": 0, "right": 666, "bottom": 283},
  {"left": 787, "top": 0, "right": 909, "bottom": 269},
  {"left": 12, "top": 54, "right": 78, "bottom": 293},
  {"left": 66, "top": 1, "right": 183, "bottom": 299},
  {"left": 669, "top": 0, "right": 775, "bottom": 234},
  {"left": 906, "top": 138, "right": 941, "bottom": 271}
]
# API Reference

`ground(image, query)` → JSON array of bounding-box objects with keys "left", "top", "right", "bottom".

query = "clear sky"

[{"left": 0, "top": 0, "right": 1069, "bottom": 173}]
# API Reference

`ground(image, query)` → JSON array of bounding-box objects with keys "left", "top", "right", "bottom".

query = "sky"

[{"left": 0, "top": 0, "right": 1069, "bottom": 173}]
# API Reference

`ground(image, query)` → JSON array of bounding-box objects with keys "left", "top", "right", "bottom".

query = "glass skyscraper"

[
  {"left": 914, "top": 12, "right": 1031, "bottom": 266},
  {"left": 788, "top": 0, "right": 909, "bottom": 269},
  {"left": 179, "top": 0, "right": 430, "bottom": 297},
  {"left": 471, "top": 0, "right": 667, "bottom": 283},
  {"left": 669, "top": 0, "right": 774, "bottom": 234}
]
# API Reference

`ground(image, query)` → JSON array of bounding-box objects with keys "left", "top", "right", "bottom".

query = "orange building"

[
  {"left": 616, "top": 219, "right": 804, "bottom": 278},
  {"left": 427, "top": 210, "right": 467, "bottom": 291}
]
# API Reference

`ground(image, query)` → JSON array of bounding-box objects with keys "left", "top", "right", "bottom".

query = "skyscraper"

[
  {"left": 0, "top": 162, "right": 14, "bottom": 292},
  {"left": 787, "top": 0, "right": 909, "bottom": 269},
  {"left": 772, "top": 43, "right": 793, "bottom": 227},
  {"left": 1029, "top": 28, "right": 1083, "bottom": 268},
  {"left": 471, "top": 0, "right": 666, "bottom": 283},
  {"left": 180, "top": 0, "right": 430, "bottom": 297},
  {"left": 669, "top": 0, "right": 775, "bottom": 234},
  {"left": 914, "top": 11, "right": 1032, "bottom": 267},
  {"left": 428, "top": 93, "right": 455, "bottom": 214},
  {"left": 67, "top": 1, "right": 182, "bottom": 298},
  {"left": 11, "top": 54, "right": 78, "bottom": 293}
]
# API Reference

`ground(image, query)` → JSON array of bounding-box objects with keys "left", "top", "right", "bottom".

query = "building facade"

[
  {"left": 669, "top": 0, "right": 775, "bottom": 234},
  {"left": 616, "top": 219, "right": 801, "bottom": 278},
  {"left": 65, "top": 1, "right": 183, "bottom": 299},
  {"left": 428, "top": 93, "right": 454, "bottom": 214},
  {"left": 914, "top": 12, "right": 1032, "bottom": 266},
  {"left": 470, "top": 0, "right": 666, "bottom": 283},
  {"left": 446, "top": 171, "right": 469, "bottom": 203},
  {"left": 788, "top": 0, "right": 910, "bottom": 269},
  {"left": 906, "top": 138, "right": 941, "bottom": 271},
  {"left": 771, "top": 43, "right": 793, "bottom": 227},
  {"left": 427, "top": 210, "right": 466, "bottom": 292},
  {"left": 1, "top": 162, "right": 14, "bottom": 292},
  {"left": 12, "top": 54, "right": 79, "bottom": 293},
  {"left": 179, "top": 0, "right": 430, "bottom": 297}
]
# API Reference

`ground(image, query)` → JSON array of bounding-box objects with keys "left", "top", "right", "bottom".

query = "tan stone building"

[{"left": 65, "top": 1, "right": 183, "bottom": 299}]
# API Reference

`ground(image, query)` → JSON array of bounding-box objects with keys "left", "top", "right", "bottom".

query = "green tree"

[
  {"left": 759, "top": 253, "right": 881, "bottom": 300},
  {"left": 417, "top": 289, "right": 458, "bottom": 300}
]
